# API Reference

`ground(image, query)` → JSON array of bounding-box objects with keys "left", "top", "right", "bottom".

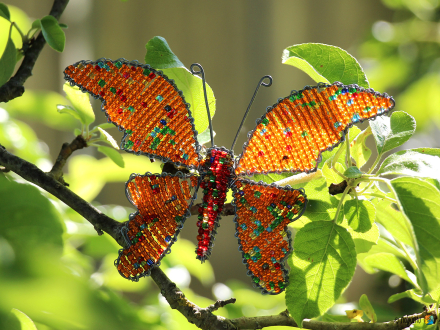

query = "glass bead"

[{"left": 156, "top": 95, "right": 163, "bottom": 102}]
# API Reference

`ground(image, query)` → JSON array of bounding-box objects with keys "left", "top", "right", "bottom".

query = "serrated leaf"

[
  {"left": 282, "top": 43, "right": 368, "bottom": 87},
  {"left": 40, "top": 15, "right": 65, "bottom": 52},
  {"left": 63, "top": 82, "right": 95, "bottom": 126},
  {"left": 391, "top": 177, "right": 440, "bottom": 295},
  {"left": 344, "top": 166, "right": 363, "bottom": 179},
  {"left": 97, "top": 146, "right": 124, "bottom": 168},
  {"left": 377, "top": 148, "right": 440, "bottom": 181},
  {"left": 370, "top": 111, "right": 416, "bottom": 157},
  {"left": 0, "top": 3, "right": 10, "bottom": 20},
  {"left": 364, "top": 253, "right": 413, "bottom": 284},
  {"left": 351, "top": 127, "right": 372, "bottom": 169},
  {"left": 286, "top": 221, "right": 357, "bottom": 326},
  {"left": 0, "top": 33, "right": 16, "bottom": 87},
  {"left": 144, "top": 36, "right": 184, "bottom": 69},
  {"left": 97, "top": 127, "right": 119, "bottom": 149},
  {"left": 359, "top": 294, "right": 377, "bottom": 323},
  {"left": 160, "top": 67, "right": 215, "bottom": 134},
  {"left": 5, "top": 309, "right": 38, "bottom": 330},
  {"left": 375, "top": 200, "right": 415, "bottom": 248},
  {"left": 56, "top": 104, "right": 81, "bottom": 121},
  {"left": 197, "top": 127, "right": 215, "bottom": 145},
  {"left": 344, "top": 199, "right": 375, "bottom": 233},
  {"left": 388, "top": 289, "right": 436, "bottom": 305}
]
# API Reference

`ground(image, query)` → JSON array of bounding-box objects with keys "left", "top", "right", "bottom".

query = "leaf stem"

[
  {"left": 345, "top": 131, "right": 351, "bottom": 168},
  {"left": 362, "top": 192, "right": 396, "bottom": 203},
  {"left": 396, "top": 240, "right": 418, "bottom": 274},
  {"left": 333, "top": 184, "right": 351, "bottom": 223}
]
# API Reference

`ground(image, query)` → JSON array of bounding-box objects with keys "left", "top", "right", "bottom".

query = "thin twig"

[
  {"left": 48, "top": 134, "right": 87, "bottom": 185},
  {"left": 0, "top": 0, "right": 70, "bottom": 103}
]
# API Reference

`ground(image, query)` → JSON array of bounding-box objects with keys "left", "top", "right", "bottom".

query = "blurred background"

[{"left": 1, "top": 0, "right": 440, "bottom": 329}]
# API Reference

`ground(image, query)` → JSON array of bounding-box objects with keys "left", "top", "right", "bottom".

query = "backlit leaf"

[
  {"left": 40, "top": 15, "right": 65, "bottom": 52},
  {"left": 63, "top": 82, "right": 95, "bottom": 126},
  {"left": 363, "top": 252, "right": 413, "bottom": 284},
  {"left": 344, "top": 199, "right": 375, "bottom": 233},
  {"left": 144, "top": 36, "right": 184, "bottom": 69},
  {"left": 388, "top": 289, "right": 436, "bottom": 305},
  {"left": 282, "top": 43, "right": 368, "bottom": 87},
  {"left": 286, "top": 221, "right": 356, "bottom": 326},
  {"left": 350, "top": 127, "right": 372, "bottom": 168},
  {"left": 97, "top": 146, "right": 124, "bottom": 168},
  {"left": 359, "top": 294, "right": 377, "bottom": 323}
]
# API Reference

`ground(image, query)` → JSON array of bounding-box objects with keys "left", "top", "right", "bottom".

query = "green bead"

[
  {"left": 175, "top": 215, "right": 183, "bottom": 222},
  {"left": 202, "top": 202, "right": 208, "bottom": 208},
  {"left": 115, "top": 61, "right": 122, "bottom": 69},
  {"left": 202, "top": 222, "right": 209, "bottom": 229},
  {"left": 124, "top": 140, "right": 134, "bottom": 148},
  {"left": 278, "top": 281, "right": 285, "bottom": 289},
  {"left": 143, "top": 68, "right": 151, "bottom": 75},
  {"left": 240, "top": 197, "right": 246, "bottom": 203},
  {"left": 255, "top": 252, "right": 262, "bottom": 259},
  {"left": 254, "top": 191, "right": 262, "bottom": 198},
  {"left": 252, "top": 276, "right": 260, "bottom": 283},
  {"left": 258, "top": 226, "right": 264, "bottom": 233},
  {"left": 267, "top": 206, "right": 273, "bottom": 212},
  {"left": 262, "top": 118, "right": 269, "bottom": 126},
  {"left": 349, "top": 87, "right": 356, "bottom": 93},
  {"left": 198, "top": 215, "right": 203, "bottom": 220},
  {"left": 169, "top": 140, "right": 176, "bottom": 145},
  {"left": 128, "top": 106, "right": 135, "bottom": 112},
  {"left": 213, "top": 204, "right": 218, "bottom": 211},
  {"left": 269, "top": 281, "right": 275, "bottom": 288},
  {"left": 244, "top": 253, "right": 250, "bottom": 259},
  {"left": 98, "top": 79, "right": 106, "bottom": 87},
  {"left": 110, "top": 87, "right": 116, "bottom": 93}
]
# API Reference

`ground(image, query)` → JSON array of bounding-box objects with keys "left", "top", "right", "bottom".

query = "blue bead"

[
  {"left": 241, "top": 224, "right": 247, "bottom": 230},
  {"left": 342, "top": 88, "right": 348, "bottom": 94},
  {"left": 140, "top": 224, "right": 146, "bottom": 229},
  {"left": 252, "top": 257, "right": 258, "bottom": 262},
  {"left": 255, "top": 220, "right": 261, "bottom": 226},
  {"left": 253, "top": 246, "right": 260, "bottom": 252},
  {"left": 239, "top": 191, "right": 244, "bottom": 196},
  {"left": 165, "top": 235, "right": 172, "bottom": 243},
  {"left": 271, "top": 257, "right": 276, "bottom": 263},
  {"left": 156, "top": 95, "right": 164, "bottom": 102},
  {"left": 266, "top": 227, "right": 272, "bottom": 232},
  {"left": 134, "top": 263, "right": 139, "bottom": 269},
  {"left": 160, "top": 119, "right": 167, "bottom": 125},
  {"left": 270, "top": 203, "right": 276, "bottom": 208},
  {"left": 147, "top": 259, "right": 154, "bottom": 266},
  {"left": 352, "top": 114, "right": 361, "bottom": 122},
  {"left": 171, "top": 195, "right": 177, "bottom": 201},
  {"left": 287, "top": 204, "right": 292, "bottom": 209}
]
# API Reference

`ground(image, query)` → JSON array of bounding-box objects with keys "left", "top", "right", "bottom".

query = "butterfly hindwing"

[
  {"left": 64, "top": 59, "right": 201, "bottom": 168},
  {"left": 116, "top": 172, "right": 199, "bottom": 280},
  {"left": 235, "top": 82, "right": 395, "bottom": 176},
  {"left": 232, "top": 178, "right": 307, "bottom": 294}
]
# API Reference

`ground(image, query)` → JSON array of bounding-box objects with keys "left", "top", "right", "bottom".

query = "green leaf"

[
  {"left": 375, "top": 200, "right": 415, "bottom": 248},
  {"left": 370, "top": 111, "right": 416, "bottom": 156},
  {"left": 377, "top": 148, "right": 440, "bottom": 181},
  {"left": 344, "top": 166, "right": 363, "bottom": 179},
  {"left": 161, "top": 67, "right": 215, "bottom": 134},
  {"left": 350, "top": 223, "right": 379, "bottom": 254},
  {"left": 97, "top": 146, "right": 124, "bottom": 168},
  {"left": 97, "top": 127, "right": 119, "bottom": 149},
  {"left": 90, "top": 122, "right": 115, "bottom": 132},
  {"left": 409, "top": 321, "right": 437, "bottom": 330},
  {"left": 282, "top": 43, "right": 368, "bottom": 87},
  {"left": 197, "top": 127, "right": 215, "bottom": 145},
  {"left": 344, "top": 199, "right": 375, "bottom": 233},
  {"left": 59, "top": 23, "right": 68, "bottom": 29},
  {"left": 56, "top": 104, "right": 81, "bottom": 121},
  {"left": 252, "top": 172, "right": 293, "bottom": 185},
  {"left": 322, "top": 161, "right": 346, "bottom": 187},
  {"left": 144, "top": 36, "right": 185, "bottom": 69},
  {"left": 388, "top": 289, "right": 436, "bottom": 305},
  {"left": 359, "top": 294, "right": 377, "bottom": 323},
  {"left": 363, "top": 253, "right": 414, "bottom": 284},
  {"left": 0, "top": 32, "right": 16, "bottom": 87},
  {"left": 0, "top": 178, "right": 63, "bottom": 258},
  {"left": 0, "top": 3, "right": 10, "bottom": 20},
  {"left": 5, "top": 309, "right": 38, "bottom": 330},
  {"left": 40, "top": 15, "right": 65, "bottom": 52},
  {"left": 63, "top": 82, "right": 95, "bottom": 126},
  {"left": 30, "top": 18, "right": 40, "bottom": 30},
  {"left": 391, "top": 177, "right": 440, "bottom": 295},
  {"left": 74, "top": 128, "right": 82, "bottom": 136},
  {"left": 350, "top": 127, "right": 372, "bottom": 168},
  {"left": 286, "top": 221, "right": 357, "bottom": 326}
]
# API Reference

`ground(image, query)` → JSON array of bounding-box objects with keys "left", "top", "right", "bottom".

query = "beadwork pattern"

[
  {"left": 233, "top": 179, "right": 306, "bottom": 294},
  {"left": 64, "top": 59, "right": 201, "bottom": 168},
  {"left": 235, "top": 82, "right": 395, "bottom": 176},
  {"left": 64, "top": 58, "right": 395, "bottom": 294},
  {"left": 116, "top": 172, "right": 199, "bottom": 280}
]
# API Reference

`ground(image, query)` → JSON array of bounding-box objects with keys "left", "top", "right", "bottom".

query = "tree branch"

[
  {"left": 0, "top": 0, "right": 70, "bottom": 103},
  {"left": 48, "top": 134, "right": 87, "bottom": 185}
]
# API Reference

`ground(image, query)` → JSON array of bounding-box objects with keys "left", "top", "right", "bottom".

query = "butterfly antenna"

[
  {"left": 230, "top": 75, "right": 272, "bottom": 151},
  {"left": 190, "top": 63, "right": 214, "bottom": 147}
]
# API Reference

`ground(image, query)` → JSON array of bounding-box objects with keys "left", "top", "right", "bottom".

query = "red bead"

[
  {"left": 117, "top": 108, "right": 123, "bottom": 114},
  {"left": 274, "top": 263, "right": 281, "bottom": 269},
  {"left": 352, "top": 93, "right": 359, "bottom": 98},
  {"left": 116, "top": 89, "right": 123, "bottom": 95},
  {"left": 123, "top": 72, "right": 130, "bottom": 79},
  {"left": 286, "top": 132, "right": 292, "bottom": 137},
  {"left": 148, "top": 72, "right": 156, "bottom": 79},
  {"left": 131, "top": 66, "right": 136, "bottom": 71},
  {"left": 158, "top": 248, "right": 164, "bottom": 254},
  {"left": 198, "top": 228, "right": 204, "bottom": 235},
  {"left": 99, "top": 91, "right": 105, "bottom": 96},
  {"left": 198, "top": 207, "right": 203, "bottom": 214},
  {"left": 286, "top": 145, "right": 292, "bottom": 151},
  {"left": 265, "top": 134, "right": 271, "bottom": 140},
  {"left": 197, "top": 235, "right": 203, "bottom": 241},
  {"left": 134, "top": 139, "right": 141, "bottom": 146},
  {"left": 94, "top": 65, "right": 101, "bottom": 71},
  {"left": 141, "top": 102, "right": 148, "bottom": 108},
  {"left": 270, "top": 193, "right": 278, "bottom": 199},
  {"left": 120, "top": 95, "right": 127, "bottom": 102},
  {"left": 258, "top": 151, "right": 264, "bottom": 157},
  {"left": 197, "top": 221, "right": 202, "bottom": 227},
  {"left": 150, "top": 175, "right": 156, "bottom": 180}
]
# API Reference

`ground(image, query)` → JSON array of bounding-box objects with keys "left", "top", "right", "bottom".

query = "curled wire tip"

[
  {"left": 190, "top": 63, "right": 203, "bottom": 75},
  {"left": 260, "top": 75, "right": 273, "bottom": 87}
]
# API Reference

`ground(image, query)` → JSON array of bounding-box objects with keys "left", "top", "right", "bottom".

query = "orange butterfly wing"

[
  {"left": 116, "top": 172, "right": 199, "bottom": 280},
  {"left": 64, "top": 59, "right": 201, "bottom": 168},
  {"left": 233, "top": 178, "right": 307, "bottom": 294},
  {"left": 235, "top": 82, "right": 395, "bottom": 175}
]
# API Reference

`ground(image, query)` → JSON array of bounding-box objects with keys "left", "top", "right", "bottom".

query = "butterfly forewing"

[
  {"left": 116, "top": 172, "right": 199, "bottom": 280},
  {"left": 64, "top": 59, "right": 201, "bottom": 168},
  {"left": 235, "top": 83, "right": 395, "bottom": 175},
  {"left": 233, "top": 178, "right": 307, "bottom": 294}
]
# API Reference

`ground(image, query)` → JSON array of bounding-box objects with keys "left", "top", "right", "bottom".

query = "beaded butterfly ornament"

[{"left": 64, "top": 59, "right": 395, "bottom": 294}]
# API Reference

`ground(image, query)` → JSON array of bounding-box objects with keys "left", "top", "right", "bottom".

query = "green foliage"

[
  {"left": 282, "top": 43, "right": 369, "bottom": 88},
  {"left": 0, "top": 24, "right": 16, "bottom": 87},
  {"left": 40, "top": 15, "right": 65, "bottom": 52},
  {"left": 359, "top": 294, "right": 377, "bottom": 323}
]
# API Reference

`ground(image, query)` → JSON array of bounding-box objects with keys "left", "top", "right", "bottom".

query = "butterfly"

[{"left": 63, "top": 58, "right": 395, "bottom": 294}]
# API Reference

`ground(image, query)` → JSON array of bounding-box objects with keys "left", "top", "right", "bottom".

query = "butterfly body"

[{"left": 64, "top": 58, "right": 394, "bottom": 294}]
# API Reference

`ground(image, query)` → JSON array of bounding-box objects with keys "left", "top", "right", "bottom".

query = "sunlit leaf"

[
  {"left": 350, "top": 127, "right": 372, "bottom": 169},
  {"left": 144, "top": 36, "right": 185, "bottom": 69},
  {"left": 56, "top": 104, "right": 81, "bottom": 121},
  {"left": 391, "top": 177, "right": 440, "bottom": 295},
  {"left": 370, "top": 111, "right": 416, "bottom": 156},
  {"left": 40, "top": 15, "right": 65, "bottom": 52},
  {"left": 30, "top": 19, "right": 40, "bottom": 30},
  {"left": 0, "top": 32, "right": 16, "bottom": 87},
  {"left": 282, "top": 43, "right": 368, "bottom": 87},
  {"left": 63, "top": 82, "right": 95, "bottom": 126},
  {"left": 98, "top": 146, "right": 124, "bottom": 168},
  {"left": 197, "top": 127, "right": 215, "bottom": 145},
  {"left": 344, "top": 199, "right": 375, "bottom": 233},
  {"left": 388, "top": 289, "right": 436, "bottom": 305},
  {"left": 4, "top": 308, "right": 38, "bottom": 330},
  {"left": 359, "top": 294, "right": 377, "bottom": 323},
  {"left": 344, "top": 166, "right": 363, "bottom": 179},
  {"left": 363, "top": 253, "right": 413, "bottom": 284},
  {"left": 97, "top": 127, "right": 119, "bottom": 149},
  {"left": 286, "top": 221, "right": 356, "bottom": 326}
]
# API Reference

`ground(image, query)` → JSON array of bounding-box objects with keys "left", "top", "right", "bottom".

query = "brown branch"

[
  {"left": 48, "top": 134, "right": 87, "bottom": 185},
  {"left": 0, "top": 144, "right": 125, "bottom": 245},
  {"left": 0, "top": 0, "right": 70, "bottom": 103},
  {"left": 191, "top": 202, "right": 235, "bottom": 216}
]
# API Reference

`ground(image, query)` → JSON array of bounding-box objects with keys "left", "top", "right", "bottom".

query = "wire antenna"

[
  {"left": 190, "top": 63, "right": 214, "bottom": 147},
  {"left": 230, "top": 75, "right": 272, "bottom": 151}
]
